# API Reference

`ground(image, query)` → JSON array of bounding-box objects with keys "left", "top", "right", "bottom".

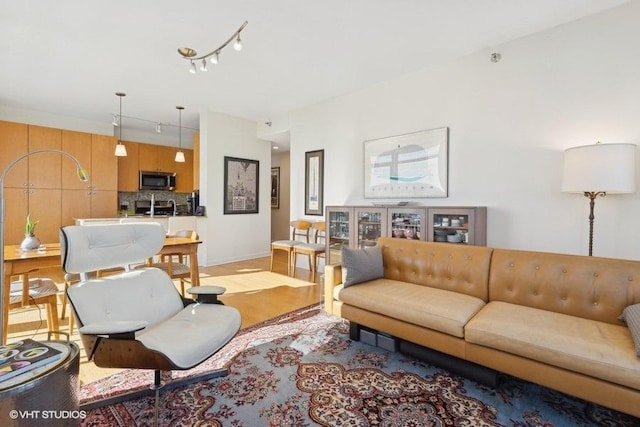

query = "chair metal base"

[{"left": 79, "top": 367, "right": 229, "bottom": 412}]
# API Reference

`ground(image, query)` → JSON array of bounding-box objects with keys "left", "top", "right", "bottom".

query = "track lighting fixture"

[
  {"left": 178, "top": 21, "right": 248, "bottom": 73},
  {"left": 114, "top": 92, "right": 127, "bottom": 157},
  {"left": 156, "top": 123, "right": 162, "bottom": 134},
  {"left": 112, "top": 114, "right": 120, "bottom": 127},
  {"left": 175, "top": 106, "right": 185, "bottom": 163}
]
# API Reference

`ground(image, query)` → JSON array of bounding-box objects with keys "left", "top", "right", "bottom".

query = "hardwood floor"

[{"left": 5, "top": 252, "right": 323, "bottom": 385}]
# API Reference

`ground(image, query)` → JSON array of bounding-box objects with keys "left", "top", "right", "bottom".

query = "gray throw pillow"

[
  {"left": 342, "top": 246, "right": 384, "bottom": 287},
  {"left": 620, "top": 303, "right": 640, "bottom": 357}
]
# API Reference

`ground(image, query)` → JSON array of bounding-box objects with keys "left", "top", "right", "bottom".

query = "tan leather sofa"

[{"left": 324, "top": 237, "right": 640, "bottom": 418}]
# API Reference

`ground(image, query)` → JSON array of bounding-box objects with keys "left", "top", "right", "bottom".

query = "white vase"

[{"left": 20, "top": 234, "right": 41, "bottom": 251}]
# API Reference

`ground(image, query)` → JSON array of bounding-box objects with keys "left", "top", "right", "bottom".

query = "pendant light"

[
  {"left": 174, "top": 106, "right": 185, "bottom": 162},
  {"left": 114, "top": 92, "right": 127, "bottom": 157}
]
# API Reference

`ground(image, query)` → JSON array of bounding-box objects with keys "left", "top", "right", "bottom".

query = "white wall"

[
  {"left": 199, "top": 110, "right": 272, "bottom": 265},
  {"left": 289, "top": 2, "right": 640, "bottom": 260}
]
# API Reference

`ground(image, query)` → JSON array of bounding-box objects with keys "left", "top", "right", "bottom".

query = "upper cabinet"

[
  {"left": 174, "top": 148, "right": 193, "bottom": 193},
  {"left": 139, "top": 144, "right": 175, "bottom": 173},
  {"left": 28, "top": 125, "right": 62, "bottom": 189},
  {"left": 0, "top": 121, "right": 28, "bottom": 188},
  {"left": 117, "top": 141, "right": 140, "bottom": 192}
]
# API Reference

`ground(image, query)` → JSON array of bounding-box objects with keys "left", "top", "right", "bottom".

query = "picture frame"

[
  {"left": 363, "top": 127, "right": 449, "bottom": 198},
  {"left": 271, "top": 167, "right": 280, "bottom": 209},
  {"left": 223, "top": 156, "right": 259, "bottom": 214},
  {"left": 305, "top": 149, "right": 324, "bottom": 215}
]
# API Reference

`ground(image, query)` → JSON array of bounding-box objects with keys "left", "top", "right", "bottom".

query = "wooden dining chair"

[
  {"left": 292, "top": 221, "right": 326, "bottom": 282},
  {"left": 4, "top": 270, "right": 59, "bottom": 344},
  {"left": 270, "top": 220, "right": 311, "bottom": 276},
  {"left": 145, "top": 230, "right": 198, "bottom": 296}
]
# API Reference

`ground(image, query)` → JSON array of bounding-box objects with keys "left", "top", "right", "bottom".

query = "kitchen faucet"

[{"left": 168, "top": 199, "right": 177, "bottom": 216}]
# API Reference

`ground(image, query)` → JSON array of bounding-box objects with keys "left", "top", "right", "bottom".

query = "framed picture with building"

[
  {"left": 223, "top": 156, "right": 259, "bottom": 214},
  {"left": 305, "top": 149, "right": 324, "bottom": 215}
]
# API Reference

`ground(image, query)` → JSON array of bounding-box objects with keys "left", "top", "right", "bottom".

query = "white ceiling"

[{"left": 0, "top": 0, "right": 629, "bottom": 147}]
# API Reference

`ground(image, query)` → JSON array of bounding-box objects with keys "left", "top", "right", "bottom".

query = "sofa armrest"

[{"left": 324, "top": 264, "right": 343, "bottom": 314}]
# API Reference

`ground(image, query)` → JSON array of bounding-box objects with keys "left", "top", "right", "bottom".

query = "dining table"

[{"left": 150, "top": 235, "right": 202, "bottom": 287}]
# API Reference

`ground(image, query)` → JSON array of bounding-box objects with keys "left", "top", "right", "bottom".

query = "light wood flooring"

[{"left": 5, "top": 252, "right": 323, "bottom": 385}]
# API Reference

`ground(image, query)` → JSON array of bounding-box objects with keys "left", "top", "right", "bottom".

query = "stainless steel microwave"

[{"left": 139, "top": 171, "right": 176, "bottom": 191}]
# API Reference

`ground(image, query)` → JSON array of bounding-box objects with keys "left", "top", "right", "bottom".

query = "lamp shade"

[{"left": 561, "top": 143, "right": 636, "bottom": 194}]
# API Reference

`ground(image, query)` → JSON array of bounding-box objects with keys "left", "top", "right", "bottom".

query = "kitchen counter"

[{"left": 75, "top": 216, "right": 202, "bottom": 234}]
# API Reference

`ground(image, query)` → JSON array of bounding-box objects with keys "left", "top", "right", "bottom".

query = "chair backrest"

[
  {"left": 61, "top": 223, "right": 165, "bottom": 274},
  {"left": 290, "top": 220, "right": 311, "bottom": 242},
  {"left": 172, "top": 229, "right": 198, "bottom": 239},
  {"left": 61, "top": 223, "right": 184, "bottom": 329},
  {"left": 312, "top": 221, "right": 326, "bottom": 244}
]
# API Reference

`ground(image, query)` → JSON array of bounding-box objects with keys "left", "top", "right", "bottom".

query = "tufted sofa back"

[
  {"left": 377, "top": 237, "right": 493, "bottom": 301},
  {"left": 489, "top": 248, "right": 640, "bottom": 325}
]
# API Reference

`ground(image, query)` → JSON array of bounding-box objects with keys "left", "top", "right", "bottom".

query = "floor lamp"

[
  {"left": 561, "top": 142, "right": 636, "bottom": 256},
  {"left": 0, "top": 149, "right": 88, "bottom": 344}
]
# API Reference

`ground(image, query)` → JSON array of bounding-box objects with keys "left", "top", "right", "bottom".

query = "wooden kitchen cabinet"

[
  {"left": 174, "top": 148, "right": 193, "bottom": 192},
  {"left": 117, "top": 141, "right": 140, "bottom": 191},
  {"left": 28, "top": 188, "right": 62, "bottom": 244},
  {"left": 61, "top": 132, "right": 118, "bottom": 226},
  {"left": 28, "top": 125, "right": 62, "bottom": 189},
  {"left": 0, "top": 121, "right": 28, "bottom": 188},
  {"left": 3, "top": 188, "right": 29, "bottom": 246},
  {"left": 89, "top": 134, "right": 117, "bottom": 191},
  {"left": 139, "top": 144, "right": 174, "bottom": 173},
  {"left": 61, "top": 189, "right": 117, "bottom": 227}
]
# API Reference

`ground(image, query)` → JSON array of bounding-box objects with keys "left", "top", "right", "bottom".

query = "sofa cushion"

[
  {"left": 342, "top": 246, "right": 384, "bottom": 287},
  {"left": 620, "top": 303, "right": 640, "bottom": 356},
  {"left": 338, "top": 279, "right": 485, "bottom": 338},
  {"left": 466, "top": 301, "right": 640, "bottom": 390}
]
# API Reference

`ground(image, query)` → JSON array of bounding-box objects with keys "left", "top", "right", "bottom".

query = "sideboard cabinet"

[{"left": 325, "top": 205, "right": 487, "bottom": 265}]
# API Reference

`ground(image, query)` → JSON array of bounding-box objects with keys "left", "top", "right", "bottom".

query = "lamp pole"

[
  {"left": 1, "top": 149, "right": 88, "bottom": 344},
  {"left": 584, "top": 191, "right": 606, "bottom": 257}
]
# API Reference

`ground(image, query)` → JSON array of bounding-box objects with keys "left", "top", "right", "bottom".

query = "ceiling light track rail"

[{"left": 178, "top": 21, "right": 248, "bottom": 73}]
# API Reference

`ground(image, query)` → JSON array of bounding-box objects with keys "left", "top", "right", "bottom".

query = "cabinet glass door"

[
  {"left": 388, "top": 208, "right": 425, "bottom": 240},
  {"left": 355, "top": 208, "right": 387, "bottom": 248},
  {"left": 326, "top": 208, "right": 352, "bottom": 264},
  {"left": 429, "top": 208, "right": 472, "bottom": 244}
]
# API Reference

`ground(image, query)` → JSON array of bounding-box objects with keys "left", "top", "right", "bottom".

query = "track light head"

[
  {"left": 233, "top": 34, "right": 242, "bottom": 51},
  {"left": 210, "top": 51, "right": 219, "bottom": 64},
  {"left": 189, "top": 61, "right": 196, "bottom": 73}
]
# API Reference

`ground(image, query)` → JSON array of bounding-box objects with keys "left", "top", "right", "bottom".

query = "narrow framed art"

[
  {"left": 305, "top": 149, "right": 324, "bottom": 215},
  {"left": 223, "top": 156, "right": 259, "bottom": 214},
  {"left": 363, "top": 127, "right": 449, "bottom": 198},
  {"left": 271, "top": 167, "right": 280, "bottom": 209}
]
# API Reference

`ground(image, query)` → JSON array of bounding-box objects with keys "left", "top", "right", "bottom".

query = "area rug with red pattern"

[{"left": 80, "top": 304, "right": 639, "bottom": 426}]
